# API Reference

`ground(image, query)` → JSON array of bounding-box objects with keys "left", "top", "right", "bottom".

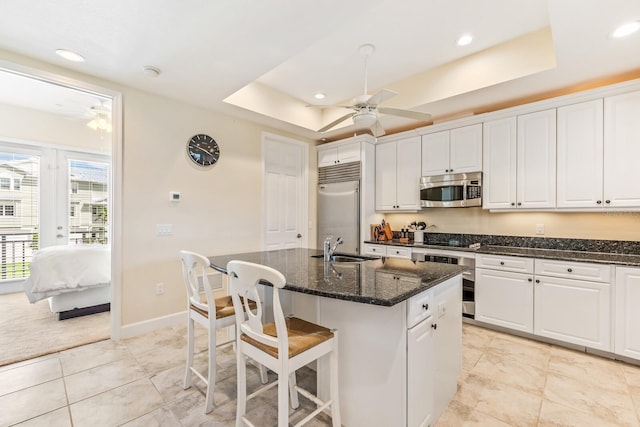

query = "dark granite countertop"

[
  {"left": 208, "top": 248, "right": 466, "bottom": 307},
  {"left": 364, "top": 237, "right": 640, "bottom": 266}
]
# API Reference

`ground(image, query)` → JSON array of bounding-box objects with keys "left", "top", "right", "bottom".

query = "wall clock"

[{"left": 187, "top": 134, "right": 220, "bottom": 166}]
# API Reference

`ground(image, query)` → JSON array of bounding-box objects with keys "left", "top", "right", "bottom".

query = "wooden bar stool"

[
  {"left": 180, "top": 250, "right": 267, "bottom": 413},
  {"left": 227, "top": 260, "right": 341, "bottom": 427}
]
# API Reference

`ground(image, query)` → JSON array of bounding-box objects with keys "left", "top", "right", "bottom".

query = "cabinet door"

[
  {"left": 482, "top": 117, "right": 517, "bottom": 209},
  {"left": 475, "top": 268, "right": 533, "bottom": 333},
  {"left": 450, "top": 124, "right": 482, "bottom": 173},
  {"left": 534, "top": 275, "right": 611, "bottom": 351},
  {"left": 421, "top": 131, "right": 449, "bottom": 176},
  {"left": 337, "top": 142, "right": 361, "bottom": 164},
  {"left": 604, "top": 90, "right": 640, "bottom": 207},
  {"left": 557, "top": 100, "right": 604, "bottom": 208},
  {"left": 407, "top": 317, "right": 434, "bottom": 427},
  {"left": 432, "top": 277, "right": 462, "bottom": 422},
  {"left": 615, "top": 267, "right": 640, "bottom": 360},
  {"left": 517, "top": 109, "right": 557, "bottom": 208},
  {"left": 395, "top": 136, "right": 422, "bottom": 210},
  {"left": 317, "top": 147, "right": 338, "bottom": 167},
  {"left": 375, "top": 141, "right": 398, "bottom": 210}
]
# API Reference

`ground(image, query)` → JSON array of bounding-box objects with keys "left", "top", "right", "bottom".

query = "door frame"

[
  {"left": 261, "top": 132, "right": 309, "bottom": 250},
  {"left": 0, "top": 60, "right": 123, "bottom": 340}
]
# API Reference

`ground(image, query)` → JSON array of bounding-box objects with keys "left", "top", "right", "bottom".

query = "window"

[
  {"left": 0, "top": 178, "right": 9, "bottom": 190},
  {"left": 71, "top": 181, "right": 78, "bottom": 194},
  {"left": 13, "top": 179, "right": 20, "bottom": 190},
  {"left": 0, "top": 203, "right": 16, "bottom": 216},
  {"left": 69, "top": 206, "right": 75, "bottom": 217}
]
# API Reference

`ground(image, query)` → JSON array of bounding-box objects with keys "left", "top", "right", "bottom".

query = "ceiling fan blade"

[
  {"left": 371, "top": 119, "right": 386, "bottom": 137},
  {"left": 317, "top": 112, "right": 355, "bottom": 133},
  {"left": 378, "top": 107, "right": 432, "bottom": 121},
  {"left": 366, "top": 89, "right": 398, "bottom": 107}
]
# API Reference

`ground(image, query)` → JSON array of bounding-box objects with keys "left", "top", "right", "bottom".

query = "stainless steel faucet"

[{"left": 323, "top": 235, "right": 343, "bottom": 261}]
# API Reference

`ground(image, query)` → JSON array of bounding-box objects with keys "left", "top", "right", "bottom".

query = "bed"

[{"left": 22, "top": 245, "right": 111, "bottom": 320}]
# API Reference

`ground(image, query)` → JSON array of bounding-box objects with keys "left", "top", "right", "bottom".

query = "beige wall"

[
  {"left": 0, "top": 49, "right": 315, "bottom": 326},
  {"left": 387, "top": 208, "right": 640, "bottom": 241}
]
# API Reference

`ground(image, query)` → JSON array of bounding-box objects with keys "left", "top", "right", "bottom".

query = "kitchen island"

[{"left": 209, "top": 248, "right": 465, "bottom": 427}]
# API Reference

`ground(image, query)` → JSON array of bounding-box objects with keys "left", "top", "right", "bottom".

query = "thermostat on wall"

[{"left": 170, "top": 191, "right": 181, "bottom": 202}]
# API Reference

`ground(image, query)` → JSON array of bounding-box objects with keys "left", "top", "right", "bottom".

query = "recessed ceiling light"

[
  {"left": 55, "top": 49, "right": 85, "bottom": 62},
  {"left": 314, "top": 92, "right": 326, "bottom": 100},
  {"left": 611, "top": 21, "right": 640, "bottom": 38},
  {"left": 457, "top": 34, "right": 473, "bottom": 46}
]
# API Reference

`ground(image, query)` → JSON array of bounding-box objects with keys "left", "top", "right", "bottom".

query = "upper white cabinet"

[
  {"left": 483, "top": 110, "right": 556, "bottom": 209},
  {"left": 376, "top": 136, "right": 421, "bottom": 211},
  {"left": 482, "top": 117, "right": 517, "bottom": 209},
  {"left": 421, "top": 124, "right": 482, "bottom": 176},
  {"left": 556, "top": 100, "right": 604, "bottom": 208},
  {"left": 604, "top": 90, "right": 640, "bottom": 207},
  {"left": 317, "top": 140, "right": 360, "bottom": 167}
]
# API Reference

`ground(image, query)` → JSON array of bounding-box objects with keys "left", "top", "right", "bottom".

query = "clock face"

[{"left": 187, "top": 134, "right": 220, "bottom": 166}]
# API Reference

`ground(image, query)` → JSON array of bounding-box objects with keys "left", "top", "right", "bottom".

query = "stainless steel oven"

[
  {"left": 413, "top": 251, "right": 476, "bottom": 318},
  {"left": 420, "top": 172, "right": 482, "bottom": 208}
]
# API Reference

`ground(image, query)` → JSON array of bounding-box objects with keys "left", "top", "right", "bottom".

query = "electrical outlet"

[
  {"left": 536, "top": 223, "right": 545, "bottom": 235},
  {"left": 155, "top": 282, "right": 165, "bottom": 295}
]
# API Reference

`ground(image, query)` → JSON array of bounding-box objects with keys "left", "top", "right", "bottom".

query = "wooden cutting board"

[{"left": 383, "top": 223, "right": 393, "bottom": 240}]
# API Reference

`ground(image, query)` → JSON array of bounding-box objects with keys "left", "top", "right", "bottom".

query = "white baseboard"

[{"left": 118, "top": 310, "right": 187, "bottom": 339}]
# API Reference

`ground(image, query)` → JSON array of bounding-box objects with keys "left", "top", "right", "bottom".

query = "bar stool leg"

[
  {"left": 289, "top": 372, "right": 300, "bottom": 409},
  {"left": 236, "top": 354, "right": 247, "bottom": 427},
  {"left": 183, "top": 316, "right": 194, "bottom": 389},
  {"left": 278, "top": 367, "right": 289, "bottom": 427},
  {"left": 204, "top": 324, "right": 217, "bottom": 413},
  {"left": 330, "top": 332, "right": 341, "bottom": 427}
]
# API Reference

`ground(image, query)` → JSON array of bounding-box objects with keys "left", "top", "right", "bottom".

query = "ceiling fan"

[{"left": 316, "top": 44, "right": 431, "bottom": 137}]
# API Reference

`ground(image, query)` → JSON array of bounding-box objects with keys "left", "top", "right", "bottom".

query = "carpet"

[{"left": 0, "top": 292, "right": 110, "bottom": 367}]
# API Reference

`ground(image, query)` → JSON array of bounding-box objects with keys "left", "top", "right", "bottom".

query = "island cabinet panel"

[
  {"left": 615, "top": 267, "right": 640, "bottom": 360},
  {"left": 407, "top": 314, "right": 434, "bottom": 427}
]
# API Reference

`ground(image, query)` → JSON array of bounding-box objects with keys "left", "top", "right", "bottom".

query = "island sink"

[{"left": 310, "top": 253, "right": 379, "bottom": 262}]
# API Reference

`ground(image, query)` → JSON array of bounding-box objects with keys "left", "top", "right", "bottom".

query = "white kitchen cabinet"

[
  {"left": 556, "top": 99, "right": 604, "bottom": 208},
  {"left": 375, "top": 136, "right": 421, "bottom": 211},
  {"left": 475, "top": 260, "right": 534, "bottom": 333},
  {"left": 517, "top": 109, "right": 557, "bottom": 209},
  {"left": 432, "top": 277, "right": 462, "bottom": 422},
  {"left": 362, "top": 243, "right": 412, "bottom": 259},
  {"left": 483, "top": 109, "right": 556, "bottom": 210},
  {"left": 421, "top": 124, "right": 482, "bottom": 176},
  {"left": 533, "top": 259, "right": 612, "bottom": 351},
  {"left": 615, "top": 267, "right": 640, "bottom": 360},
  {"left": 604, "top": 90, "right": 640, "bottom": 207},
  {"left": 407, "top": 314, "right": 434, "bottom": 427},
  {"left": 482, "top": 117, "right": 517, "bottom": 209},
  {"left": 317, "top": 140, "right": 360, "bottom": 167}
]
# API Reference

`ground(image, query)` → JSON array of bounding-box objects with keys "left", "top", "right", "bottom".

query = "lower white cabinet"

[
  {"left": 534, "top": 275, "right": 611, "bottom": 351},
  {"left": 363, "top": 243, "right": 412, "bottom": 259},
  {"left": 407, "top": 314, "right": 434, "bottom": 427},
  {"left": 476, "top": 254, "right": 613, "bottom": 352},
  {"left": 615, "top": 267, "right": 640, "bottom": 359},
  {"left": 475, "top": 265, "right": 534, "bottom": 333}
]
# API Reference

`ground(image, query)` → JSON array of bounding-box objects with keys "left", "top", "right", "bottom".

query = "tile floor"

[{"left": 1, "top": 322, "right": 640, "bottom": 426}]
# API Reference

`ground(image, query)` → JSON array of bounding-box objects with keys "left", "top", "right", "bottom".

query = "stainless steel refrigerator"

[{"left": 317, "top": 180, "right": 360, "bottom": 254}]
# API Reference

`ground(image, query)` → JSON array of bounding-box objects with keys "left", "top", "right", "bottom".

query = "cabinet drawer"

[
  {"left": 407, "top": 288, "right": 433, "bottom": 328},
  {"left": 363, "top": 244, "right": 387, "bottom": 256},
  {"left": 386, "top": 246, "right": 412, "bottom": 259},
  {"left": 535, "top": 259, "right": 612, "bottom": 282},
  {"left": 476, "top": 254, "right": 534, "bottom": 273}
]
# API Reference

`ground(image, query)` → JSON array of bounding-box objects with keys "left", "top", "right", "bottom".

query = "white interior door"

[{"left": 262, "top": 133, "right": 308, "bottom": 250}]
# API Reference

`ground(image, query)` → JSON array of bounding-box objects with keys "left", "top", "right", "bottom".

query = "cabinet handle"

[
  {"left": 517, "top": 202, "right": 522, "bottom": 206},
  {"left": 431, "top": 323, "right": 437, "bottom": 330},
  {"left": 535, "top": 279, "right": 540, "bottom": 283},
  {"left": 567, "top": 268, "right": 573, "bottom": 273},
  {"left": 445, "top": 169, "right": 449, "bottom": 172},
  {"left": 605, "top": 200, "right": 611, "bottom": 204},
  {"left": 528, "top": 278, "right": 533, "bottom": 282},
  {"left": 597, "top": 200, "right": 602, "bottom": 205},
  {"left": 450, "top": 169, "right": 453, "bottom": 172},
  {"left": 422, "top": 303, "right": 429, "bottom": 310},
  {"left": 500, "top": 261, "right": 505, "bottom": 266},
  {"left": 511, "top": 202, "right": 515, "bottom": 206}
]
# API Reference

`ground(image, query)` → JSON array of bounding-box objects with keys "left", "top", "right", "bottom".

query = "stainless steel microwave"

[{"left": 420, "top": 172, "right": 482, "bottom": 208}]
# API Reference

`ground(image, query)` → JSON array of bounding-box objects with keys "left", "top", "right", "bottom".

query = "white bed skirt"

[{"left": 47, "top": 285, "right": 111, "bottom": 313}]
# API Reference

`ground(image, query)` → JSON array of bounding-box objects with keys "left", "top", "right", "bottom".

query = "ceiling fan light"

[
  {"left": 353, "top": 111, "right": 377, "bottom": 129},
  {"left": 457, "top": 34, "right": 473, "bottom": 46}
]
